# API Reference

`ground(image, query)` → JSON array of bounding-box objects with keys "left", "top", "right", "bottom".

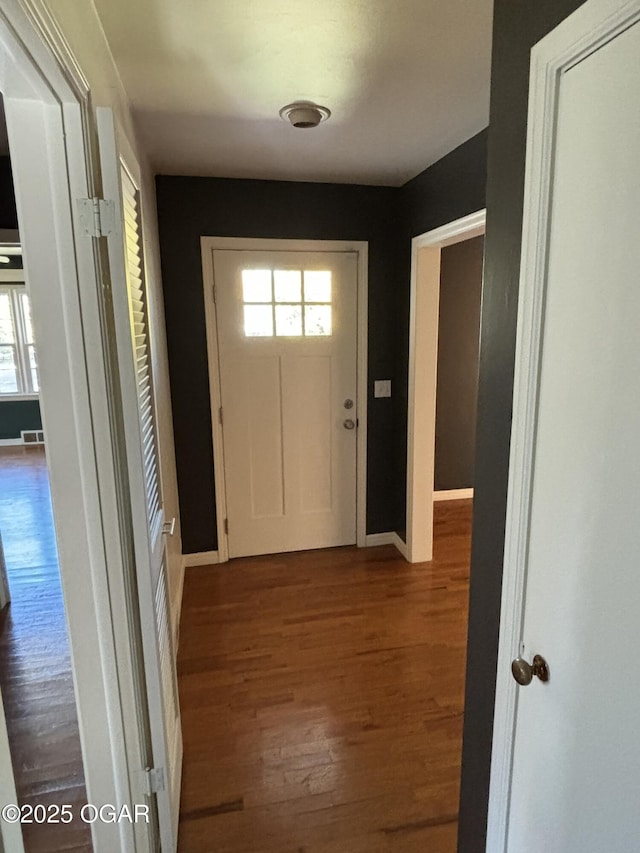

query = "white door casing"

[
  {"left": 488, "top": 1, "right": 640, "bottom": 850},
  {"left": 97, "top": 108, "right": 182, "bottom": 850},
  {"left": 213, "top": 249, "right": 358, "bottom": 558},
  {"left": 0, "top": 688, "right": 24, "bottom": 853},
  {"left": 406, "top": 210, "right": 485, "bottom": 564},
  {"left": 202, "top": 238, "right": 368, "bottom": 562}
]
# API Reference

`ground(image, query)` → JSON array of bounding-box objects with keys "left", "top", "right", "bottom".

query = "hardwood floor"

[
  {"left": 178, "top": 500, "right": 472, "bottom": 852},
  {"left": 0, "top": 447, "right": 92, "bottom": 853}
]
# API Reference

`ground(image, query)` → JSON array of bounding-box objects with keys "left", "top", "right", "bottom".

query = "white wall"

[{"left": 46, "top": 0, "right": 184, "bottom": 628}]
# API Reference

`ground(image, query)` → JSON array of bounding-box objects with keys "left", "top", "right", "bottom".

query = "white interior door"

[
  {"left": 493, "top": 5, "right": 640, "bottom": 852},
  {"left": 97, "top": 108, "right": 182, "bottom": 850},
  {"left": 213, "top": 250, "right": 358, "bottom": 558}
]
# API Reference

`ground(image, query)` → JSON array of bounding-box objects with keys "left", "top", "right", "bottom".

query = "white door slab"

[
  {"left": 97, "top": 108, "right": 182, "bottom": 850},
  {"left": 489, "top": 2, "right": 640, "bottom": 850},
  {"left": 213, "top": 250, "right": 358, "bottom": 558}
]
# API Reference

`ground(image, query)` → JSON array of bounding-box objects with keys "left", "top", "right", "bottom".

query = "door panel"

[
  {"left": 294, "top": 355, "right": 333, "bottom": 513},
  {"left": 245, "top": 356, "right": 285, "bottom": 518},
  {"left": 504, "top": 15, "right": 640, "bottom": 853},
  {"left": 213, "top": 250, "right": 358, "bottom": 558},
  {"left": 97, "top": 108, "right": 182, "bottom": 851}
]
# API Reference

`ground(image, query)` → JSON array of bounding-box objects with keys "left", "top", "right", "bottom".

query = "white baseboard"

[
  {"left": 433, "top": 488, "right": 474, "bottom": 502},
  {"left": 183, "top": 550, "right": 220, "bottom": 568},
  {"left": 0, "top": 438, "right": 23, "bottom": 447},
  {"left": 364, "top": 531, "right": 408, "bottom": 561},
  {"left": 364, "top": 532, "right": 395, "bottom": 547},
  {"left": 391, "top": 532, "right": 409, "bottom": 559}
]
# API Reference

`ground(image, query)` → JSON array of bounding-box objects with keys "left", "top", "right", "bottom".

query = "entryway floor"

[
  {"left": 177, "top": 500, "right": 472, "bottom": 852},
  {"left": 0, "top": 447, "right": 91, "bottom": 853}
]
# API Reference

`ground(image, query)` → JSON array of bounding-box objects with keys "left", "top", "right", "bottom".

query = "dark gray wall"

[
  {"left": 156, "top": 177, "right": 404, "bottom": 554},
  {"left": 457, "top": 2, "right": 588, "bottom": 850},
  {"left": 392, "top": 131, "right": 488, "bottom": 537},
  {"left": 435, "top": 235, "right": 483, "bottom": 491},
  {"left": 0, "top": 156, "right": 18, "bottom": 230},
  {"left": 156, "top": 135, "right": 488, "bottom": 553},
  {"left": 0, "top": 401, "right": 42, "bottom": 439}
]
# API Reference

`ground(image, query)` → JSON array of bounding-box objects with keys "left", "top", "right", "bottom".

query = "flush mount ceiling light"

[{"left": 279, "top": 101, "right": 331, "bottom": 129}]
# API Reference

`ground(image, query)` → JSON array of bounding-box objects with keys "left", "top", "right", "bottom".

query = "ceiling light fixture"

[{"left": 279, "top": 101, "right": 331, "bottom": 129}]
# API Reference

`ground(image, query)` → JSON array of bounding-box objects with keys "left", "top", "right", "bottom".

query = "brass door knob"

[{"left": 511, "top": 654, "right": 549, "bottom": 686}]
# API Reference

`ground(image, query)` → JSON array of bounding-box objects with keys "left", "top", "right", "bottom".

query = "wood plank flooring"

[
  {"left": 178, "top": 500, "right": 471, "bottom": 852},
  {"left": 0, "top": 447, "right": 92, "bottom": 853}
]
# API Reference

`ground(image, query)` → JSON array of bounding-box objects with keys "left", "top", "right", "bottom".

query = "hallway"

[
  {"left": 0, "top": 447, "right": 91, "bottom": 853},
  {"left": 177, "top": 500, "right": 471, "bottom": 852}
]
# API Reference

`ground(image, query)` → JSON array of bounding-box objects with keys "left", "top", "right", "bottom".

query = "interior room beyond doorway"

[{"left": 0, "top": 446, "right": 91, "bottom": 853}]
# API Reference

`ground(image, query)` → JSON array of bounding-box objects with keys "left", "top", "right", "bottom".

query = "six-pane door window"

[
  {"left": 0, "top": 286, "right": 39, "bottom": 395},
  {"left": 242, "top": 269, "right": 332, "bottom": 338}
]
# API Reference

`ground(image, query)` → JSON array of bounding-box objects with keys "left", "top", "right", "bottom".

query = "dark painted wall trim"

[{"left": 457, "top": 2, "right": 587, "bottom": 850}]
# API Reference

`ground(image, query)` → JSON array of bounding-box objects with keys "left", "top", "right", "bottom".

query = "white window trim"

[{"left": 0, "top": 283, "right": 39, "bottom": 398}]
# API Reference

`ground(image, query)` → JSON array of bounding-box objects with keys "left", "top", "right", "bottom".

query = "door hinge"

[
  {"left": 224, "top": 518, "right": 229, "bottom": 535},
  {"left": 77, "top": 197, "right": 115, "bottom": 238},
  {"left": 212, "top": 283, "right": 217, "bottom": 303},
  {"left": 218, "top": 406, "right": 224, "bottom": 426},
  {"left": 142, "top": 766, "right": 165, "bottom": 796}
]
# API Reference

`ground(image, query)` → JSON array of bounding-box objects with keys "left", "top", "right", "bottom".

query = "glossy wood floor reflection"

[
  {"left": 0, "top": 447, "right": 92, "bottom": 853},
  {"left": 178, "top": 501, "right": 472, "bottom": 852}
]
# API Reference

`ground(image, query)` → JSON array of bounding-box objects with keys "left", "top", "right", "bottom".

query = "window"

[
  {"left": 0, "top": 286, "right": 39, "bottom": 396},
  {"left": 242, "top": 269, "right": 332, "bottom": 338}
]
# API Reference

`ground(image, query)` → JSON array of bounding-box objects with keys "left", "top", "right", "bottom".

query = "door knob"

[
  {"left": 343, "top": 418, "right": 356, "bottom": 430},
  {"left": 511, "top": 654, "right": 549, "bottom": 686}
]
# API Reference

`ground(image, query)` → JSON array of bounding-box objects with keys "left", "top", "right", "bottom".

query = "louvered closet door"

[{"left": 97, "top": 108, "right": 182, "bottom": 851}]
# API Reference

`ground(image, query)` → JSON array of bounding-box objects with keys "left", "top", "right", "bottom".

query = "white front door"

[
  {"left": 492, "top": 3, "right": 640, "bottom": 851},
  {"left": 213, "top": 250, "right": 358, "bottom": 558}
]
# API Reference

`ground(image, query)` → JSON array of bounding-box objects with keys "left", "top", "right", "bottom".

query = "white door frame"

[
  {"left": 0, "top": 2, "right": 155, "bottom": 849},
  {"left": 486, "top": 0, "right": 640, "bottom": 848},
  {"left": 201, "top": 236, "right": 369, "bottom": 562},
  {"left": 405, "top": 210, "right": 485, "bottom": 563},
  {"left": 0, "top": 689, "right": 23, "bottom": 853}
]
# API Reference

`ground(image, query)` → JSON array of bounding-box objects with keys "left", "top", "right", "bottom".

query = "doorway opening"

[
  {"left": 405, "top": 210, "right": 485, "bottom": 563},
  {"left": 0, "top": 117, "right": 91, "bottom": 852},
  {"left": 0, "top": 447, "right": 91, "bottom": 853}
]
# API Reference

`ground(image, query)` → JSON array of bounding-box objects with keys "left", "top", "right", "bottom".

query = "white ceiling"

[{"left": 93, "top": 0, "right": 493, "bottom": 186}]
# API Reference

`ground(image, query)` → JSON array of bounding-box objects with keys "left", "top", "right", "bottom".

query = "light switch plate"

[{"left": 374, "top": 379, "right": 392, "bottom": 398}]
